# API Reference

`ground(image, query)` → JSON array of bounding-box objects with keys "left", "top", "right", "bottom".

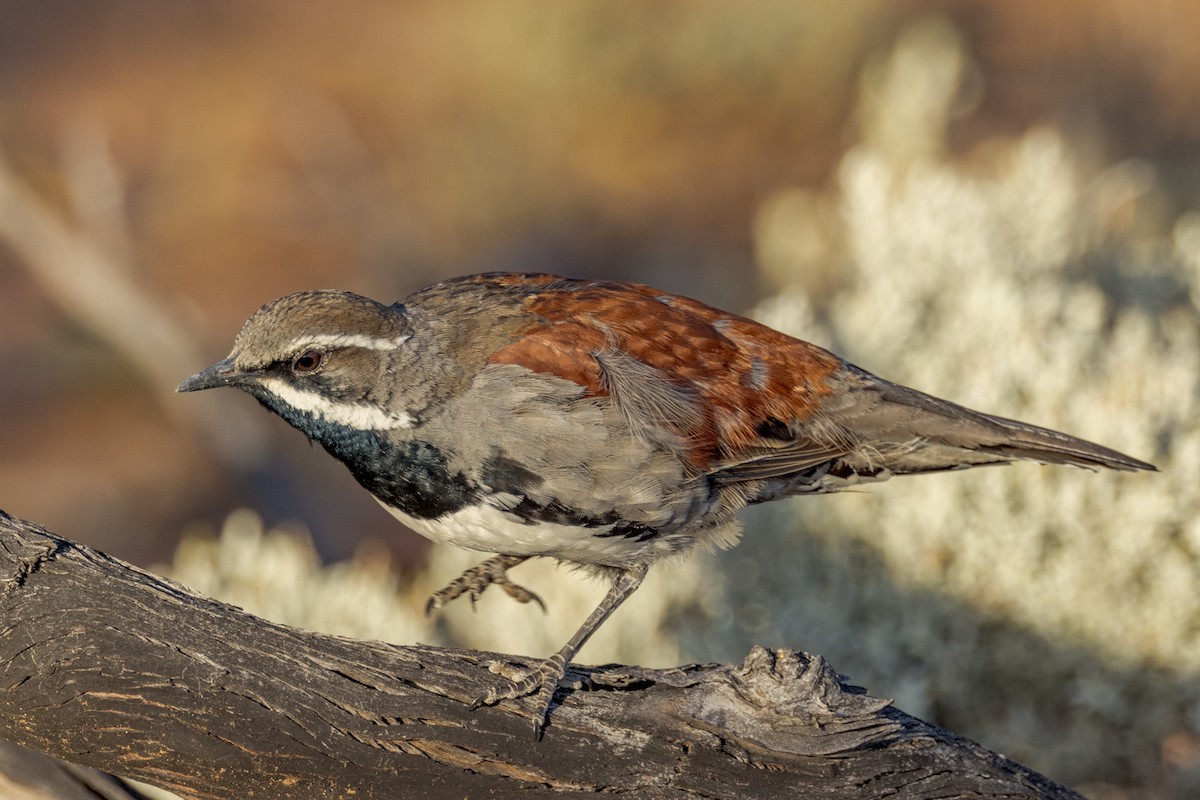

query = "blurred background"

[{"left": 1, "top": 2, "right": 1198, "bottom": 798}]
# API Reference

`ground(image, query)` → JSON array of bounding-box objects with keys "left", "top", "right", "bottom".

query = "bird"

[{"left": 177, "top": 272, "right": 1155, "bottom": 735}]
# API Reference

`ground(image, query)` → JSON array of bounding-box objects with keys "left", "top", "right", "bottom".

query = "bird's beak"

[{"left": 176, "top": 357, "right": 240, "bottom": 393}]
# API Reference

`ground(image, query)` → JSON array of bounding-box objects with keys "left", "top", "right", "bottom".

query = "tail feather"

[
  {"left": 972, "top": 414, "right": 1155, "bottom": 472},
  {"left": 834, "top": 367, "right": 1157, "bottom": 477},
  {"left": 721, "top": 366, "right": 1154, "bottom": 503}
]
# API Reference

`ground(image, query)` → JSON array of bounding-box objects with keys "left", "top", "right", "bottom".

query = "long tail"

[
  {"left": 838, "top": 368, "right": 1156, "bottom": 476},
  {"left": 959, "top": 412, "right": 1154, "bottom": 472}
]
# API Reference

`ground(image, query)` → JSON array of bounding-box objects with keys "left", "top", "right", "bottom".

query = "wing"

[
  {"left": 468, "top": 274, "right": 1150, "bottom": 504},
  {"left": 480, "top": 275, "right": 852, "bottom": 475}
]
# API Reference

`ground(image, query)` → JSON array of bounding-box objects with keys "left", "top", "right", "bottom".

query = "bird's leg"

[
  {"left": 472, "top": 563, "right": 649, "bottom": 737},
  {"left": 424, "top": 554, "right": 545, "bottom": 615}
]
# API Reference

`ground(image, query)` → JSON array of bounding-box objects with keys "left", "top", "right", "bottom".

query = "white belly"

[{"left": 374, "top": 497, "right": 675, "bottom": 568}]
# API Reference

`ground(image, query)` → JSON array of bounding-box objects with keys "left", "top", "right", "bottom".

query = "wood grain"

[{"left": 0, "top": 510, "right": 1081, "bottom": 800}]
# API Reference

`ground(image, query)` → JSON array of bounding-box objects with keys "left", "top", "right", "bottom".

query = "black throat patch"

[{"left": 255, "top": 393, "right": 478, "bottom": 520}]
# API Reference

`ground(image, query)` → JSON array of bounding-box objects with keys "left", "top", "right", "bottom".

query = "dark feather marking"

[
  {"left": 248, "top": 385, "right": 477, "bottom": 519},
  {"left": 756, "top": 416, "right": 792, "bottom": 441},
  {"left": 479, "top": 448, "right": 665, "bottom": 541},
  {"left": 499, "top": 496, "right": 661, "bottom": 542},
  {"left": 481, "top": 452, "right": 545, "bottom": 494}
]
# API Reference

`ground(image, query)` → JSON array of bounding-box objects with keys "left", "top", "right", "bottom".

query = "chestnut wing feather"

[
  {"left": 486, "top": 278, "right": 846, "bottom": 476},
  {"left": 462, "top": 274, "right": 1151, "bottom": 505}
]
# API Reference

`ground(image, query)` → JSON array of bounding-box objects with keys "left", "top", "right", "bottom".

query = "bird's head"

[{"left": 178, "top": 290, "right": 425, "bottom": 437}]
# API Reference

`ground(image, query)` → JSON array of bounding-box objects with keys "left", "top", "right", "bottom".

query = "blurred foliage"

[
  {"left": 2, "top": 0, "right": 1199, "bottom": 562},
  {"left": 1, "top": 3, "right": 1199, "bottom": 798},
  {"left": 729, "top": 21, "right": 1200, "bottom": 799}
]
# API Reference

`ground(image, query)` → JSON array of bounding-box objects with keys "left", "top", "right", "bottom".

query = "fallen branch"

[{"left": 0, "top": 510, "right": 1080, "bottom": 799}]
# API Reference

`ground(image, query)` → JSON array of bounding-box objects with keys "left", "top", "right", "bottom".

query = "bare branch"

[{"left": 0, "top": 509, "right": 1083, "bottom": 800}]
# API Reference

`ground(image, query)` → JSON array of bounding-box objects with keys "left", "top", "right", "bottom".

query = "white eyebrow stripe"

[
  {"left": 260, "top": 377, "right": 413, "bottom": 430},
  {"left": 290, "top": 333, "right": 412, "bottom": 352}
]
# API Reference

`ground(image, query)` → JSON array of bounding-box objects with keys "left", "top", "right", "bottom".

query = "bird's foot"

[
  {"left": 471, "top": 653, "right": 568, "bottom": 738},
  {"left": 424, "top": 554, "right": 545, "bottom": 615}
]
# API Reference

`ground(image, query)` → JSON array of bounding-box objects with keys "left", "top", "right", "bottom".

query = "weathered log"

[{"left": 0, "top": 510, "right": 1081, "bottom": 799}]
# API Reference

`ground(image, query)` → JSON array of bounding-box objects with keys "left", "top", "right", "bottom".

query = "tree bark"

[{"left": 0, "top": 510, "right": 1081, "bottom": 800}]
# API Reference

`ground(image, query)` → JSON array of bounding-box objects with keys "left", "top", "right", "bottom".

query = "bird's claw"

[
  {"left": 497, "top": 580, "right": 546, "bottom": 611},
  {"left": 424, "top": 555, "right": 545, "bottom": 616},
  {"left": 471, "top": 654, "right": 568, "bottom": 738}
]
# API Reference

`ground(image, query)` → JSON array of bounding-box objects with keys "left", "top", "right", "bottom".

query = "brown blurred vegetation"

[{"left": 0, "top": 0, "right": 1197, "bottom": 570}]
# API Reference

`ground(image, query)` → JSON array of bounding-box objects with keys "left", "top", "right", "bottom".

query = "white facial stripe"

[
  {"left": 291, "top": 333, "right": 412, "bottom": 352},
  {"left": 260, "top": 377, "right": 413, "bottom": 431}
]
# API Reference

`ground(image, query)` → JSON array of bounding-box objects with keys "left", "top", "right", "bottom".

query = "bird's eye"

[{"left": 292, "top": 349, "right": 323, "bottom": 374}]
